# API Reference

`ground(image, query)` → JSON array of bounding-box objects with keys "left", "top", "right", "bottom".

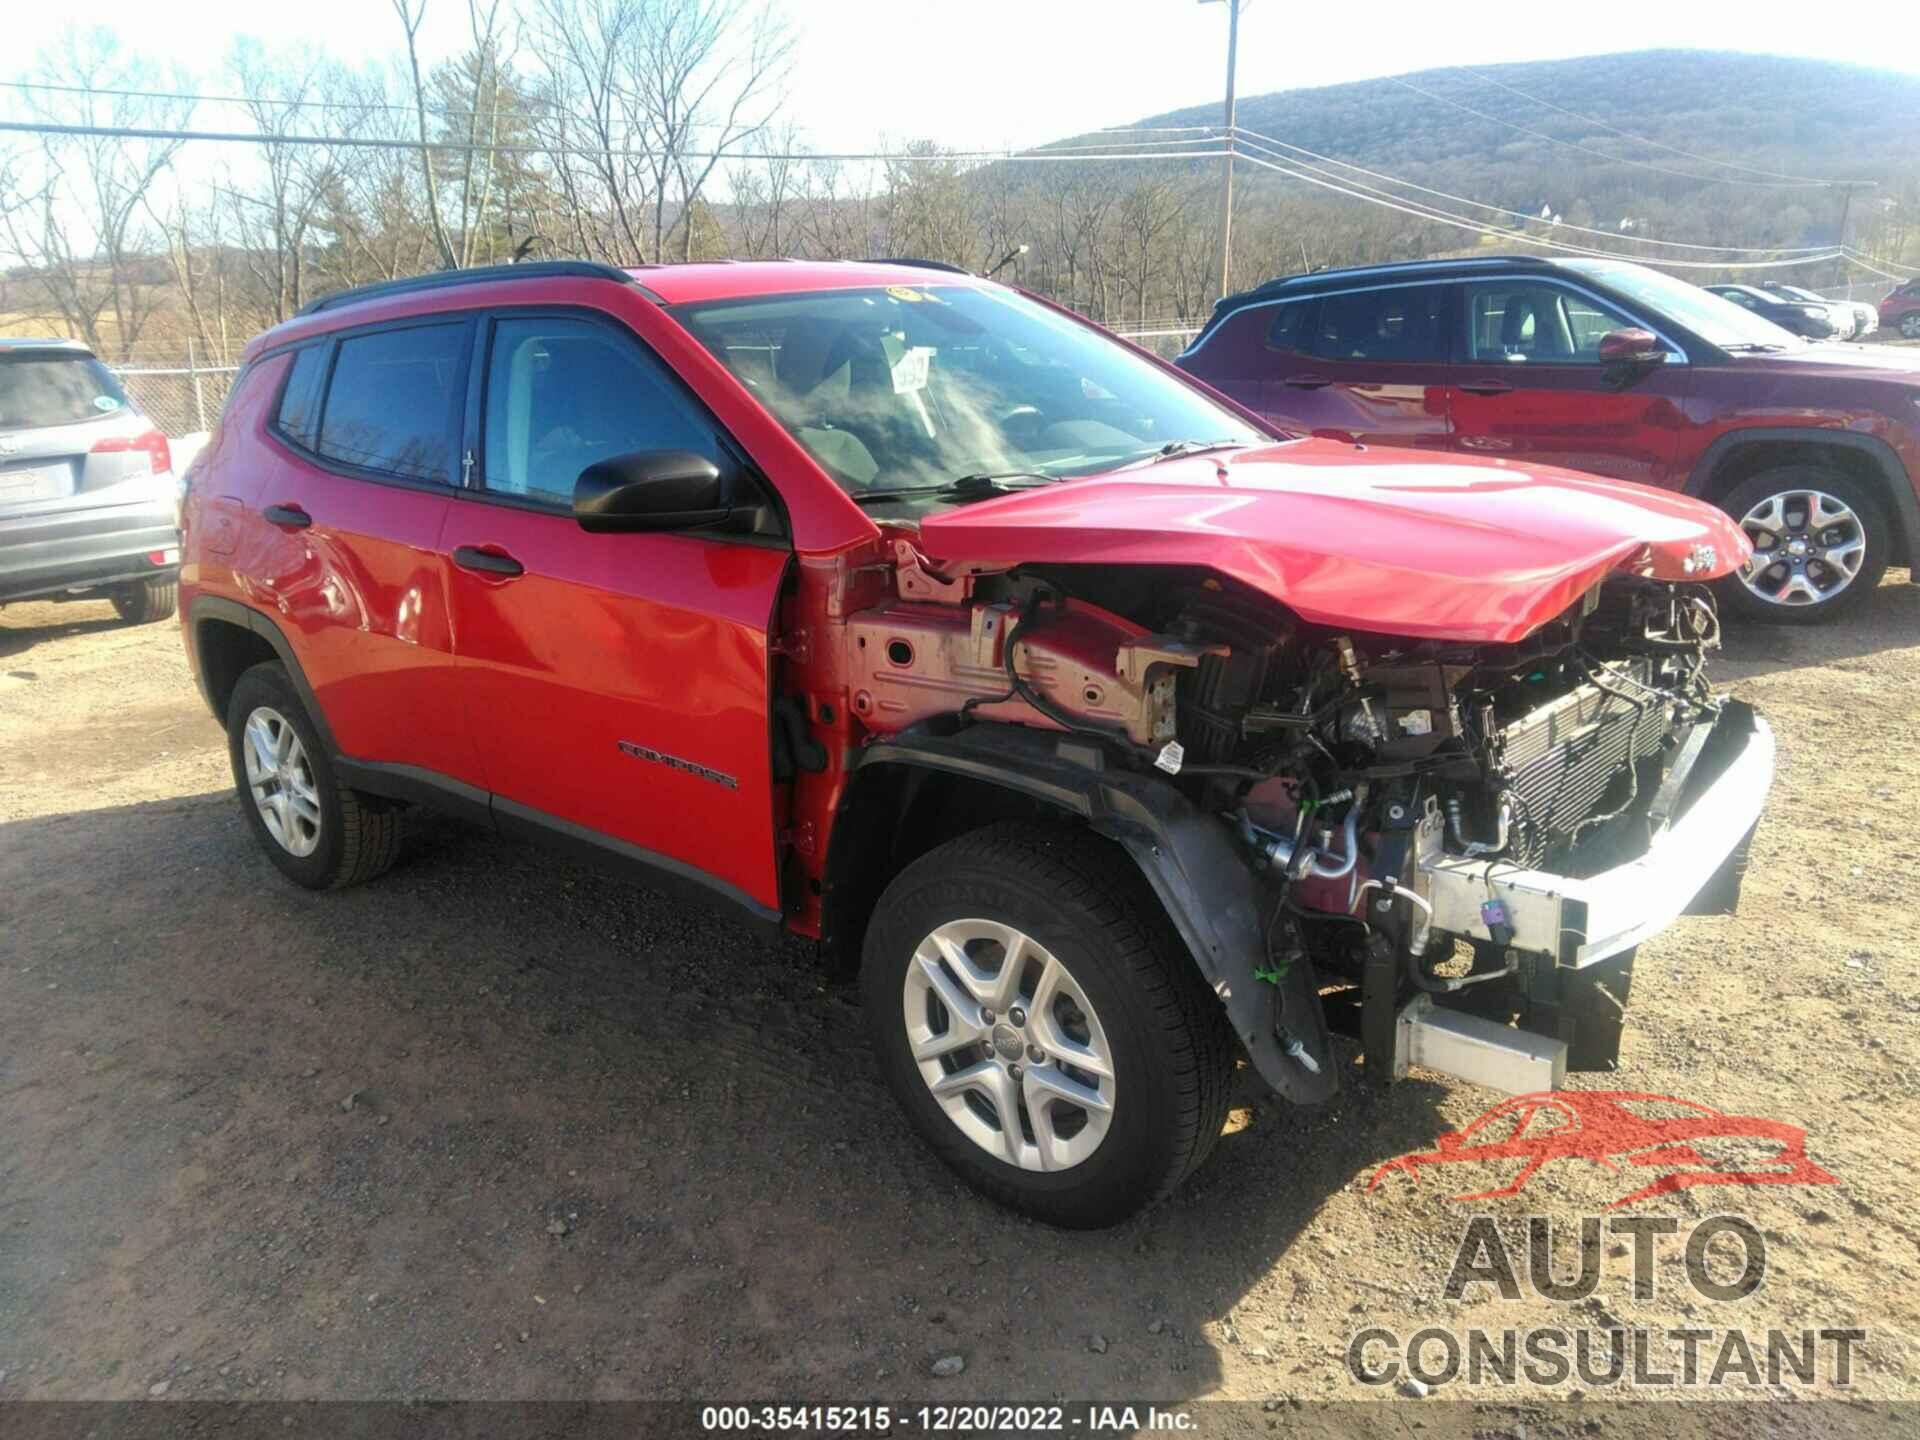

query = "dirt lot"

[{"left": 2, "top": 578, "right": 1918, "bottom": 1415}]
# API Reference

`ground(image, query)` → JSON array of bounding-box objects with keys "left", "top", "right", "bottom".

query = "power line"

[
  {"left": 0, "top": 117, "right": 1226, "bottom": 165},
  {"left": 1231, "top": 125, "right": 1835, "bottom": 256},
  {"left": 1841, "top": 248, "right": 1918, "bottom": 281},
  {"left": 1230, "top": 146, "right": 1845, "bottom": 269},
  {"left": 1458, "top": 66, "right": 1836, "bottom": 187},
  {"left": 1383, "top": 75, "right": 1836, "bottom": 190}
]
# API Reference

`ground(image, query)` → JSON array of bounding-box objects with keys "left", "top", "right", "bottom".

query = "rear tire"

[
  {"left": 1714, "top": 465, "right": 1890, "bottom": 625},
  {"left": 226, "top": 661, "right": 401, "bottom": 890},
  {"left": 110, "top": 576, "right": 178, "bottom": 624},
  {"left": 861, "top": 821, "right": 1235, "bottom": 1228}
]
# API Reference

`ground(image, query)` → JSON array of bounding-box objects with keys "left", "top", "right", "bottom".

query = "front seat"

[
  {"left": 1500, "top": 295, "right": 1538, "bottom": 359},
  {"left": 774, "top": 322, "right": 881, "bottom": 487}
]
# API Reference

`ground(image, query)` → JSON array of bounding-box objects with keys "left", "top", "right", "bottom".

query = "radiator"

[{"left": 1491, "top": 663, "right": 1673, "bottom": 866}]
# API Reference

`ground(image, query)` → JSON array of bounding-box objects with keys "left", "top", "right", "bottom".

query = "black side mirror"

[{"left": 573, "top": 449, "right": 734, "bottom": 533}]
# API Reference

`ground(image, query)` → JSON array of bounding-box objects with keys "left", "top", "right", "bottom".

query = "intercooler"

[{"left": 1488, "top": 662, "right": 1675, "bottom": 866}]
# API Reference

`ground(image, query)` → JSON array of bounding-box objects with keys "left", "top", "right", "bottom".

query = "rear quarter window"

[
  {"left": 0, "top": 352, "right": 131, "bottom": 429},
  {"left": 1264, "top": 301, "right": 1310, "bottom": 353},
  {"left": 274, "top": 346, "right": 329, "bottom": 450}
]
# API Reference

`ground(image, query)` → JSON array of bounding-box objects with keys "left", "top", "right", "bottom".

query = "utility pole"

[
  {"left": 1201, "top": 0, "right": 1242, "bottom": 300},
  {"left": 1831, "top": 180, "right": 1877, "bottom": 289}
]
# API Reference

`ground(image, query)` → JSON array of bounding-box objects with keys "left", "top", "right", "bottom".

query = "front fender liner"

[{"left": 851, "top": 726, "right": 1339, "bottom": 1104}]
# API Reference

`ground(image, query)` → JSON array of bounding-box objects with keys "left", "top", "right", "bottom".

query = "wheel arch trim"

[
  {"left": 834, "top": 725, "right": 1339, "bottom": 1104},
  {"left": 188, "top": 595, "right": 339, "bottom": 753},
  {"left": 1685, "top": 426, "right": 1920, "bottom": 566}
]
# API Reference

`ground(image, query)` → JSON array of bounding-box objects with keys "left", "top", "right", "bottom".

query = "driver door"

[
  {"left": 441, "top": 309, "right": 790, "bottom": 916},
  {"left": 1446, "top": 279, "right": 1692, "bottom": 489}
]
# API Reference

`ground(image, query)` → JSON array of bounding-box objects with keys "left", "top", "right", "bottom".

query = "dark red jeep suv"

[
  {"left": 1177, "top": 255, "right": 1920, "bottom": 622},
  {"left": 179, "top": 259, "right": 1771, "bottom": 1225}
]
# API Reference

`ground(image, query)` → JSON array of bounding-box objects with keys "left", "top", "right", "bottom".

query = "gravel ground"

[{"left": 1, "top": 578, "right": 1917, "bottom": 1414}]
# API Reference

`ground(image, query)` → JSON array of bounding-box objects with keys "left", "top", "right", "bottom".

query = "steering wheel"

[{"left": 995, "top": 403, "right": 1047, "bottom": 446}]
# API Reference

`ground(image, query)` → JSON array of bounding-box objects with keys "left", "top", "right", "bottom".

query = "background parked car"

[
  {"left": 1704, "top": 283, "right": 1836, "bottom": 339},
  {"left": 1882, "top": 280, "right": 1920, "bottom": 340},
  {"left": 1761, "top": 281, "right": 1873, "bottom": 339},
  {"left": 0, "top": 338, "right": 181, "bottom": 624},
  {"left": 1176, "top": 255, "right": 1920, "bottom": 623}
]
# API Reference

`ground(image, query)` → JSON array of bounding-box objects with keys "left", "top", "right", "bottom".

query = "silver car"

[{"left": 0, "top": 338, "right": 181, "bottom": 623}]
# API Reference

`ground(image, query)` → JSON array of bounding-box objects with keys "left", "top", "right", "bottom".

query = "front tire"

[
  {"left": 110, "top": 576, "right": 177, "bottom": 624},
  {"left": 861, "top": 822, "right": 1235, "bottom": 1228},
  {"left": 226, "top": 662, "right": 401, "bottom": 890},
  {"left": 1900, "top": 313, "right": 1920, "bottom": 340},
  {"left": 1715, "top": 466, "right": 1890, "bottom": 625}
]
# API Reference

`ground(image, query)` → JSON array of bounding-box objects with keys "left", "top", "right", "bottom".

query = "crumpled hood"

[{"left": 916, "top": 440, "right": 1751, "bottom": 643}]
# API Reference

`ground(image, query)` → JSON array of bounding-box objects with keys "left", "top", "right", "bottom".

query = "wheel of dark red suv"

[
  {"left": 110, "top": 577, "right": 177, "bottom": 624},
  {"left": 225, "top": 661, "right": 401, "bottom": 890},
  {"left": 1901, "top": 313, "right": 1920, "bottom": 339},
  {"left": 1715, "top": 466, "right": 1891, "bottom": 625},
  {"left": 861, "top": 821, "right": 1235, "bottom": 1228}
]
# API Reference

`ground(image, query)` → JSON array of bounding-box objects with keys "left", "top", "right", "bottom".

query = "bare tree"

[
  {"left": 392, "top": 0, "right": 460, "bottom": 267},
  {"left": 2, "top": 29, "right": 192, "bottom": 358}
]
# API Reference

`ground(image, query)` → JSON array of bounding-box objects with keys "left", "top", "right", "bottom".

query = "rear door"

[
  {"left": 1287, "top": 283, "right": 1455, "bottom": 452},
  {"left": 244, "top": 320, "right": 482, "bottom": 785},
  {"left": 1446, "top": 278, "right": 1692, "bottom": 488},
  {"left": 440, "top": 309, "right": 789, "bottom": 916}
]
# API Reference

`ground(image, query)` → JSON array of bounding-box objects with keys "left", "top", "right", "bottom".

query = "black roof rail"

[
  {"left": 863, "top": 257, "right": 973, "bottom": 275},
  {"left": 297, "top": 260, "right": 647, "bottom": 317}
]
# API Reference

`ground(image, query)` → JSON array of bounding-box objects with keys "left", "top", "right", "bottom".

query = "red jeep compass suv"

[
  {"left": 1177, "top": 255, "right": 1920, "bottom": 623},
  {"left": 180, "top": 259, "right": 1772, "bottom": 1225}
]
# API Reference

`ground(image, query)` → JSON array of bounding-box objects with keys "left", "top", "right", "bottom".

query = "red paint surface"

[
  {"left": 1368, "top": 1091, "right": 1838, "bottom": 1209},
  {"left": 919, "top": 443, "right": 1750, "bottom": 643}
]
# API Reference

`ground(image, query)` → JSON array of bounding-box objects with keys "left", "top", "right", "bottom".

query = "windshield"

[
  {"left": 0, "top": 351, "right": 130, "bottom": 429},
  {"left": 670, "top": 284, "right": 1263, "bottom": 498},
  {"left": 1557, "top": 260, "right": 1806, "bottom": 350}
]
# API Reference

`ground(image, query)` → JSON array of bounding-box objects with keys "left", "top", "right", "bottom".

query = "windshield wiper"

[
  {"left": 1722, "top": 342, "right": 1790, "bottom": 353},
  {"left": 1140, "top": 438, "right": 1247, "bottom": 464},
  {"left": 848, "top": 472, "right": 1060, "bottom": 508},
  {"left": 948, "top": 471, "right": 1060, "bottom": 493}
]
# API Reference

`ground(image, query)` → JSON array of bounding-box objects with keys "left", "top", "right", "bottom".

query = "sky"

[{"left": 5, "top": 0, "right": 1918, "bottom": 156}]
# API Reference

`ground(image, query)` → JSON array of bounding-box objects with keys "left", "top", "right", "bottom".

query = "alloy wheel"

[
  {"left": 242, "top": 706, "right": 323, "bottom": 857},
  {"left": 1736, "top": 488, "right": 1867, "bottom": 609},
  {"left": 902, "top": 919, "right": 1116, "bottom": 1172},
  {"left": 1901, "top": 313, "right": 1920, "bottom": 339}
]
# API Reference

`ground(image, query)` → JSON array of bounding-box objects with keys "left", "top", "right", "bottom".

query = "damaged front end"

[{"left": 840, "top": 552, "right": 1773, "bottom": 1103}]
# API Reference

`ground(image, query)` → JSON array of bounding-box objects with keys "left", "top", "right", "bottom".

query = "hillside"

[{"left": 1104, "top": 49, "right": 1920, "bottom": 252}]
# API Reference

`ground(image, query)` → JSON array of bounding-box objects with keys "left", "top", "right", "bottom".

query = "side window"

[
  {"left": 1308, "top": 286, "right": 1448, "bottom": 363},
  {"left": 1264, "top": 300, "right": 1310, "bottom": 353},
  {"left": 275, "top": 346, "right": 328, "bottom": 450},
  {"left": 315, "top": 323, "right": 468, "bottom": 483},
  {"left": 481, "top": 315, "right": 716, "bottom": 506},
  {"left": 1464, "top": 283, "right": 1636, "bottom": 365}
]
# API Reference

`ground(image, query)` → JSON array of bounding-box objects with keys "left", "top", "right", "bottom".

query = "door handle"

[
  {"left": 1284, "top": 374, "right": 1333, "bottom": 390},
  {"left": 453, "top": 545, "right": 525, "bottom": 578},
  {"left": 262, "top": 503, "right": 312, "bottom": 530},
  {"left": 1458, "top": 380, "right": 1514, "bottom": 396}
]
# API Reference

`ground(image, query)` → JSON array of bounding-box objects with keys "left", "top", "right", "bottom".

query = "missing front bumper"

[{"left": 1417, "top": 701, "right": 1773, "bottom": 970}]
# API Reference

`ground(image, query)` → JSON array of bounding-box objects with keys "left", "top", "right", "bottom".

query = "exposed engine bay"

[{"left": 838, "top": 547, "right": 1751, "bottom": 1090}]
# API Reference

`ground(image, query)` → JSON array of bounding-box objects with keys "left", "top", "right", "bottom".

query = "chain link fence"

[{"left": 107, "top": 363, "right": 240, "bottom": 438}]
